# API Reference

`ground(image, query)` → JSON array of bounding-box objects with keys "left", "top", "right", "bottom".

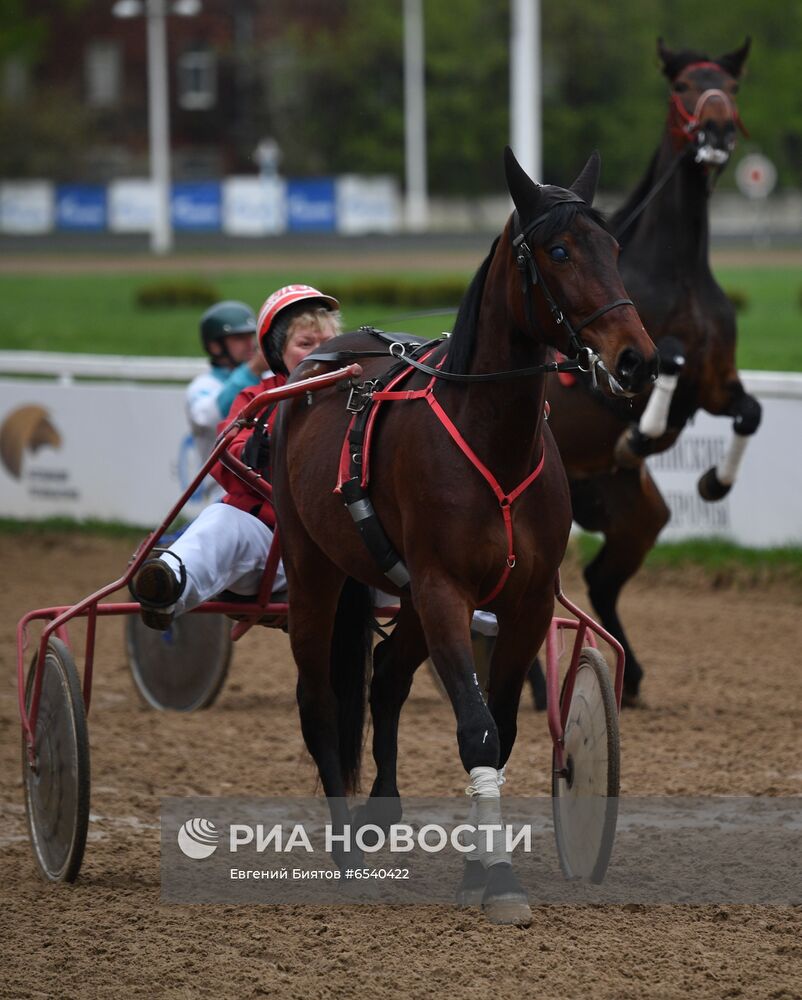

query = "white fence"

[{"left": 0, "top": 353, "right": 800, "bottom": 546}]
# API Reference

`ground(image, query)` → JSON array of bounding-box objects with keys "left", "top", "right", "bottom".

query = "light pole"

[
  {"left": 403, "top": 0, "right": 428, "bottom": 231},
  {"left": 510, "top": 0, "right": 542, "bottom": 182},
  {"left": 112, "top": 0, "right": 201, "bottom": 254}
]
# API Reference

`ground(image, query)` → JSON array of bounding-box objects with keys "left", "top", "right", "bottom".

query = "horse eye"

[
  {"left": 549, "top": 246, "right": 569, "bottom": 263},
  {"left": 674, "top": 81, "right": 689, "bottom": 93}
]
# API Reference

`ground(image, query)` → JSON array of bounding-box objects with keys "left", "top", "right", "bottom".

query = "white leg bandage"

[
  {"left": 715, "top": 431, "right": 750, "bottom": 486},
  {"left": 638, "top": 372, "right": 679, "bottom": 439},
  {"left": 465, "top": 766, "right": 509, "bottom": 868}
]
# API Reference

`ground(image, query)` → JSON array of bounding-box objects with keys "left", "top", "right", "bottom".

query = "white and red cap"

[{"left": 256, "top": 284, "right": 339, "bottom": 345}]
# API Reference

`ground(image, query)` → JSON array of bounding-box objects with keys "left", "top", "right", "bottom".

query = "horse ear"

[
  {"left": 504, "top": 145, "right": 542, "bottom": 220},
  {"left": 716, "top": 37, "right": 751, "bottom": 78},
  {"left": 657, "top": 37, "right": 676, "bottom": 77},
  {"left": 569, "top": 151, "right": 601, "bottom": 205}
]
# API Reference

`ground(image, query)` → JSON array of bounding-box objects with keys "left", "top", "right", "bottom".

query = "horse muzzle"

[
  {"left": 612, "top": 346, "right": 659, "bottom": 396},
  {"left": 694, "top": 120, "right": 736, "bottom": 166}
]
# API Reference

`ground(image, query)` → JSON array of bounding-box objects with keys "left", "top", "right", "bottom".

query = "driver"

[{"left": 131, "top": 285, "right": 340, "bottom": 630}]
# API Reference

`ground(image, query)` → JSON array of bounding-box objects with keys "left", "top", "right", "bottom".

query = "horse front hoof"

[
  {"left": 481, "top": 894, "right": 532, "bottom": 926},
  {"left": 480, "top": 863, "right": 532, "bottom": 926},
  {"left": 455, "top": 860, "right": 487, "bottom": 907},
  {"left": 698, "top": 467, "right": 732, "bottom": 502}
]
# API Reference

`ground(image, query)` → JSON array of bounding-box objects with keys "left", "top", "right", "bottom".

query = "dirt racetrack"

[{"left": 1, "top": 530, "right": 800, "bottom": 1000}]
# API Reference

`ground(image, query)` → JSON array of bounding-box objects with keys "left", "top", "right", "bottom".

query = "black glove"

[{"left": 241, "top": 424, "right": 271, "bottom": 476}]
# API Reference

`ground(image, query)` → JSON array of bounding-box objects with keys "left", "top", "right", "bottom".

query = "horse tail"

[{"left": 330, "top": 576, "right": 374, "bottom": 794}]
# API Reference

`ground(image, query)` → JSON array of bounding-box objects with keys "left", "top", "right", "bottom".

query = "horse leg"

[
  {"left": 457, "top": 600, "right": 552, "bottom": 910},
  {"left": 353, "top": 603, "right": 428, "bottom": 834},
  {"left": 526, "top": 656, "right": 548, "bottom": 711},
  {"left": 488, "top": 600, "right": 553, "bottom": 768},
  {"left": 287, "top": 558, "right": 373, "bottom": 872},
  {"left": 698, "top": 384, "right": 762, "bottom": 500},
  {"left": 418, "top": 585, "right": 532, "bottom": 926},
  {"left": 573, "top": 468, "right": 669, "bottom": 703}
]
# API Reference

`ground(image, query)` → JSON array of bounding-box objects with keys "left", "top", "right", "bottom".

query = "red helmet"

[
  {"left": 257, "top": 284, "right": 339, "bottom": 345},
  {"left": 256, "top": 284, "right": 340, "bottom": 376}
]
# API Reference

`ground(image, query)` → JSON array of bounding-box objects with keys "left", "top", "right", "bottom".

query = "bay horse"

[
  {"left": 271, "top": 147, "right": 657, "bottom": 925},
  {"left": 535, "top": 38, "right": 761, "bottom": 706}
]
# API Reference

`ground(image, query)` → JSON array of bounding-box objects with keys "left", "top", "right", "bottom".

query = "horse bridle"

[
  {"left": 510, "top": 203, "right": 634, "bottom": 387},
  {"left": 616, "top": 64, "right": 748, "bottom": 239},
  {"left": 302, "top": 201, "right": 638, "bottom": 391},
  {"left": 668, "top": 62, "right": 748, "bottom": 158}
]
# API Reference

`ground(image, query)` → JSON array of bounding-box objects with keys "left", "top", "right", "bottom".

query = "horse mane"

[
  {"left": 443, "top": 203, "right": 610, "bottom": 375},
  {"left": 441, "top": 235, "right": 500, "bottom": 375}
]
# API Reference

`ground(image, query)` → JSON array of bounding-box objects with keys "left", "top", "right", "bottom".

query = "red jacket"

[{"left": 211, "top": 373, "right": 286, "bottom": 528}]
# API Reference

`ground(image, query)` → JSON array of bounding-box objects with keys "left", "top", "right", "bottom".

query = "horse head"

[
  {"left": 503, "top": 146, "right": 657, "bottom": 397},
  {"left": 659, "top": 37, "right": 750, "bottom": 169}
]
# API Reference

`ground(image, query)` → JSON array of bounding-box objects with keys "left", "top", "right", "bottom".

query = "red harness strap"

[
  {"left": 337, "top": 350, "right": 546, "bottom": 605},
  {"left": 422, "top": 388, "right": 546, "bottom": 603}
]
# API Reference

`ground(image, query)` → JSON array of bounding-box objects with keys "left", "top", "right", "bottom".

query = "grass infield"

[{"left": 0, "top": 262, "right": 799, "bottom": 371}]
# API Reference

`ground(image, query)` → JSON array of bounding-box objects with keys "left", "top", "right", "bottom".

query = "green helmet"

[{"left": 200, "top": 301, "right": 257, "bottom": 364}]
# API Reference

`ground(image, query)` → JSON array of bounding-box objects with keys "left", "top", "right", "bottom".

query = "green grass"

[
  {"left": 0, "top": 271, "right": 463, "bottom": 357},
  {"left": 715, "top": 266, "right": 802, "bottom": 371},
  {"left": 0, "top": 262, "right": 799, "bottom": 370},
  {"left": 574, "top": 532, "right": 802, "bottom": 587},
  {"left": 0, "top": 516, "right": 150, "bottom": 539}
]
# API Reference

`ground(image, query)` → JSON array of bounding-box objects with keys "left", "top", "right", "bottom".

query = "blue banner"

[
  {"left": 171, "top": 182, "right": 222, "bottom": 231},
  {"left": 55, "top": 185, "right": 106, "bottom": 231},
  {"left": 286, "top": 178, "right": 336, "bottom": 233}
]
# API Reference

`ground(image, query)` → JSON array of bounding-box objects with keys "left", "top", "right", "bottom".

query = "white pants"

[
  {"left": 159, "top": 503, "right": 285, "bottom": 617},
  {"left": 158, "top": 502, "right": 498, "bottom": 634}
]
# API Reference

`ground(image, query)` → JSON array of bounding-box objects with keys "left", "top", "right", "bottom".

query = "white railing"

[
  {"left": 0, "top": 352, "right": 801, "bottom": 544},
  {"left": 0, "top": 350, "right": 206, "bottom": 382}
]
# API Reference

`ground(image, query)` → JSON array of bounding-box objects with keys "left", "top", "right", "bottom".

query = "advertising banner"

[
  {"left": 646, "top": 373, "right": 802, "bottom": 546},
  {"left": 286, "top": 178, "right": 336, "bottom": 233},
  {"left": 108, "top": 179, "right": 156, "bottom": 233},
  {"left": 55, "top": 184, "right": 107, "bottom": 232},
  {"left": 0, "top": 380, "right": 201, "bottom": 526},
  {"left": 221, "top": 176, "right": 287, "bottom": 236},
  {"left": 0, "top": 181, "right": 54, "bottom": 234},
  {"left": 172, "top": 182, "right": 222, "bottom": 232},
  {"left": 336, "top": 175, "right": 401, "bottom": 234}
]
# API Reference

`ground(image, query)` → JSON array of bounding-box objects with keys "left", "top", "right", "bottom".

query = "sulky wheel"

[
  {"left": 22, "top": 638, "right": 90, "bottom": 883},
  {"left": 125, "top": 613, "right": 232, "bottom": 712},
  {"left": 552, "top": 647, "right": 620, "bottom": 884}
]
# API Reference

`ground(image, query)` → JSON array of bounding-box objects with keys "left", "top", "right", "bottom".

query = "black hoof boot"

[
  {"left": 481, "top": 862, "right": 532, "bottom": 926},
  {"left": 698, "top": 467, "right": 732, "bottom": 502},
  {"left": 456, "top": 860, "right": 487, "bottom": 906}
]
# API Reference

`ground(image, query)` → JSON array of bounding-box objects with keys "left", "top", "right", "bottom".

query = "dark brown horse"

[
  {"left": 271, "top": 147, "right": 656, "bottom": 925},
  {"left": 535, "top": 38, "right": 761, "bottom": 706}
]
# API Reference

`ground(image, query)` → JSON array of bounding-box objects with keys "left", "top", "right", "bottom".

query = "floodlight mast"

[
  {"left": 112, "top": 0, "right": 199, "bottom": 254},
  {"left": 510, "top": 0, "right": 542, "bottom": 183}
]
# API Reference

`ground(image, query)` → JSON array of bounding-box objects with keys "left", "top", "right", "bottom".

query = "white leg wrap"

[
  {"left": 638, "top": 373, "right": 679, "bottom": 439},
  {"left": 715, "top": 431, "right": 750, "bottom": 486},
  {"left": 464, "top": 766, "right": 509, "bottom": 868}
]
